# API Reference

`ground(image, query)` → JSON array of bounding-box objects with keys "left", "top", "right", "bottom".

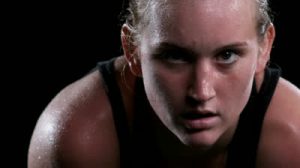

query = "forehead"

[
  {"left": 143, "top": 0, "right": 257, "bottom": 47},
  {"left": 154, "top": 0, "right": 256, "bottom": 15}
]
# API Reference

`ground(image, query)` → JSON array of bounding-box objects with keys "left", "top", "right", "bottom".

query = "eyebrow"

[
  {"left": 154, "top": 42, "right": 186, "bottom": 51},
  {"left": 214, "top": 42, "right": 249, "bottom": 54},
  {"left": 153, "top": 42, "right": 195, "bottom": 55},
  {"left": 153, "top": 41, "right": 249, "bottom": 55}
]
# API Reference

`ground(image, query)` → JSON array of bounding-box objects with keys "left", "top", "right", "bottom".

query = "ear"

[
  {"left": 121, "top": 24, "right": 142, "bottom": 77},
  {"left": 256, "top": 23, "right": 275, "bottom": 74}
]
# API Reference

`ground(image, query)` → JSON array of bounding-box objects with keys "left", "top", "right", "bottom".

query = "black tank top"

[{"left": 98, "top": 58, "right": 281, "bottom": 168}]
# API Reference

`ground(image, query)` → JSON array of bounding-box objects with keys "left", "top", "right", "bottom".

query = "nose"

[{"left": 188, "top": 60, "right": 216, "bottom": 103}]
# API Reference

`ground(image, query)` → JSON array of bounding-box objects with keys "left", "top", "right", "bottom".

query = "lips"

[
  {"left": 180, "top": 110, "right": 220, "bottom": 131},
  {"left": 181, "top": 111, "right": 217, "bottom": 119}
]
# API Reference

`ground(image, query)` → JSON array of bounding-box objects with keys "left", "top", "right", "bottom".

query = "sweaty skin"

[
  {"left": 28, "top": 0, "right": 300, "bottom": 167},
  {"left": 140, "top": 0, "right": 262, "bottom": 150}
]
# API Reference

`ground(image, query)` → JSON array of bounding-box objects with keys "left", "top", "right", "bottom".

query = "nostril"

[
  {"left": 186, "top": 86, "right": 216, "bottom": 106},
  {"left": 186, "top": 94, "right": 203, "bottom": 107}
]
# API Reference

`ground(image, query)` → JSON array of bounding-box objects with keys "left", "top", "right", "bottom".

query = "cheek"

[
  {"left": 141, "top": 60, "right": 168, "bottom": 111},
  {"left": 218, "top": 61, "right": 256, "bottom": 118},
  {"left": 141, "top": 59, "right": 188, "bottom": 115},
  {"left": 142, "top": 64, "right": 174, "bottom": 124}
]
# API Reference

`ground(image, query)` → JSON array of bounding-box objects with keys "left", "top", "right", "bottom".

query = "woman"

[{"left": 28, "top": 0, "right": 300, "bottom": 167}]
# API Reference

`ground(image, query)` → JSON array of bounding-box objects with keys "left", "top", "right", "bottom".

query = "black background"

[{"left": 4, "top": 0, "right": 299, "bottom": 167}]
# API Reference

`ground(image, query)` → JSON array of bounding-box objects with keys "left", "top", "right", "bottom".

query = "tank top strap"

[
  {"left": 226, "top": 65, "right": 281, "bottom": 168},
  {"left": 97, "top": 58, "right": 132, "bottom": 167}
]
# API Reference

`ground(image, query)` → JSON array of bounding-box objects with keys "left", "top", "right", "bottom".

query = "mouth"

[
  {"left": 180, "top": 110, "right": 220, "bottom": 132},
  {"left": 181, "top": 112, "right": 217, "bottom": 119}
]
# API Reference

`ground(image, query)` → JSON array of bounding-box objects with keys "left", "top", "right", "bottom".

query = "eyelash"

[
  {"left": 154, "top": 48, "right": 242, "bottom": 65},
  {"left": 215, "top": 49, "right": 241, "bottom": 65}
]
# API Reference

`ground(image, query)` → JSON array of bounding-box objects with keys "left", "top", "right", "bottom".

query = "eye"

[
  {"left": 154, "top": 50, "right": 193, "bottom": 64},
  {"left": 216, "top": 49, "right": 239, "bottom": 64},
  {"left": 162, "top": 52, "right": 187, "bottom": 63}
]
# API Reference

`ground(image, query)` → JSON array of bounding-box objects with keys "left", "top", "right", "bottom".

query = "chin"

[{"left": 179, "top": 130, "right": 220, "bottom": 150}]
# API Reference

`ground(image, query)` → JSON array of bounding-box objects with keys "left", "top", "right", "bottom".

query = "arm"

[
  {"left": 28, "top": 70, "right": 120, "bottom": 168},
  {"left": 257, "top": 78, "right": 300, "bottom": 168}
]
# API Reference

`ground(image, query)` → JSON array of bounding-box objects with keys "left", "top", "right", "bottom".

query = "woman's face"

[{"left": 138, "top": 0, "right": 269, "bottom": 150}]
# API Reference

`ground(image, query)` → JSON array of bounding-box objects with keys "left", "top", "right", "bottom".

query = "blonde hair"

[{"left": 122, "top": 0, "right": 273, "bottom": 43}]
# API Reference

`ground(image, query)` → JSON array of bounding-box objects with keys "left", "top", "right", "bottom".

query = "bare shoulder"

[
  {"left": 257, "top": 78, "right": 300, "bottom": 168},
  {"left": 28, "top": 69, "right": 119, "bottom": 168}
]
